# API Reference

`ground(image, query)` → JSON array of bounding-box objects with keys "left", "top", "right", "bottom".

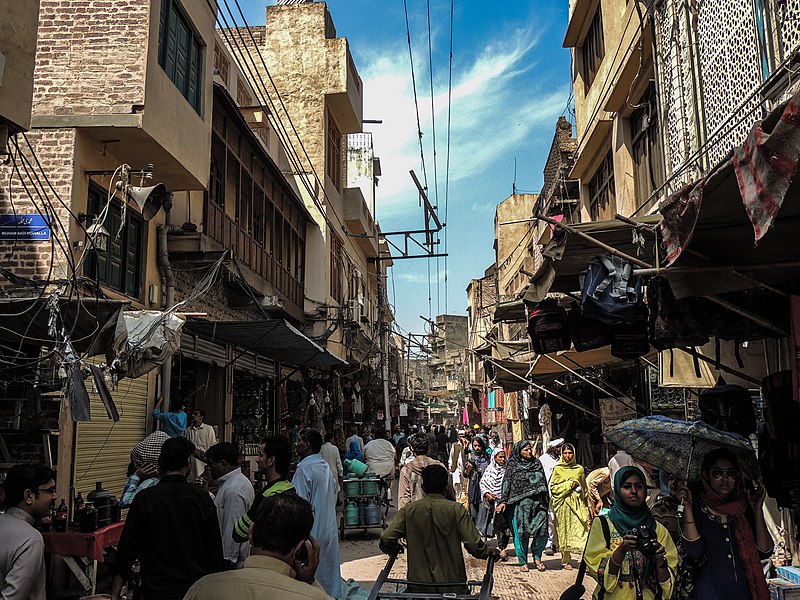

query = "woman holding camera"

[
  {"left": 677, "top": 449, "right": 772, "bottom": 600},
  {"left": 585, "top": 466, "right": 678, "bottom": 599}
]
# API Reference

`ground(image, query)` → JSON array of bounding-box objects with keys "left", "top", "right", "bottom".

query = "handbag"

[
  {"left": 672, "top": 538, "right": 706, "bottom": 600},
  {"left": 560, "top": 516, "right": 610, "bottom": 600}
]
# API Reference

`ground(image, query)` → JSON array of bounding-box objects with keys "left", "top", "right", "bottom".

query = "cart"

[
  {"left": 367, "top": 550, "right": 496, "bottom": 600},
  {"left": 339, "top": 475, "right": 390, "bottom": 538}
]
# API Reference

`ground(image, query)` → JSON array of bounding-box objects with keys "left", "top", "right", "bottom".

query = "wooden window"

[
  {"left": 213, "top": 43, "right": 229, "bottom": 85},
  {"left": 588, "top": 151, "right": 615, "bottom": 221},
  {"left": 86, "top": 182, "right": 144, "bottom": 298},
  {"left": 326, "top": 112, "right": 342, "bottom": 191},
  {"left": 330, "top": 233, "right": 344, "bottom": 304},
  {"left": 210, "top": 134, "right": 226, "bottom": 206},
  {"left": 631, "top": 84, "right": 665, "bottom": 208},
  {"left": 580, "top": 6, "right": 605, "bottom": 90},
  {"left": 236, "top": 78, "right": 252, "bottom": 107},
  {"left": 159, "top": 0, "right": 203, "bottom": 112},
  {"left": 239, "top": 170, "right": 252, "bottom": 233}
]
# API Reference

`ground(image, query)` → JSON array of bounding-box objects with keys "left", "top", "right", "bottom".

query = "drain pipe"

[{"left": 156, "top": 195, "right": 181, "bottom": 406}]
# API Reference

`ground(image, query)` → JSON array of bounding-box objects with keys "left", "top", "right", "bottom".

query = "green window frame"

[
  {"left": 159, "top": 0, "right": 203, "bottom": 113},
  {"left": 86, "top": 182, "right": 145, "bottom": 298}
]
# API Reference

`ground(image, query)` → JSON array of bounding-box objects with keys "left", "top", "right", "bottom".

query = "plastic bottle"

[
  {"left": 345, "top": 500, "right": 359, "bottom": 526},
  {"left": 364, "top": 498, "right": 381, "bottom": 525},
  {"left": 54, "top": 499, "right": 69, "bottom": 532}
]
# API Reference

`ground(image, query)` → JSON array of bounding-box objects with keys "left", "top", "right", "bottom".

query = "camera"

[{"left": 630, "top": 526, "right": 657, "bottom": 558}]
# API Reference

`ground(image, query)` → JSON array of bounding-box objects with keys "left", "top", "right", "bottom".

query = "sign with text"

[{"left": 0, "top": 214, "right": 51, "bottom": 241}]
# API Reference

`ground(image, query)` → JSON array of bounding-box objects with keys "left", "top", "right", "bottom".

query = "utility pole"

[{"left": 377, "top": 264, "right": 392, "bottom": 434}]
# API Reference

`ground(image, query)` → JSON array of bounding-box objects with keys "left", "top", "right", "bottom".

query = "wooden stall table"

[{"left": 42, "top": 522, "right": 124, "bottom": 595}]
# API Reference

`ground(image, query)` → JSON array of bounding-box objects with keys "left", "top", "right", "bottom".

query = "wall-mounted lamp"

[{"left": 78, "top": 213, "right": 111, "bottom": 252}]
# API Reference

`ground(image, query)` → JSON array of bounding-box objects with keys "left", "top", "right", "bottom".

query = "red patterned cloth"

[
  {"left": 42, "top": 521, "right": 124, "bottom": 562},
  {"left": 733, "top": 93, "right": 800, "bottom": 243},
  {"left": 658, "top": 178, "right": 707, "bottom": 264}
]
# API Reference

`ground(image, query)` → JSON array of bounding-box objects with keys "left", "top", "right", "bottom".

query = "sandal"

[
  {"left": 535, "top": 561, "right": 546, "bottom": 572},
  {"left": 519, "top": 565, "right": 529, "bottom": 572},
  {"left": 499, "top": 549, "right": 509, "bottom": 561},
  {"left": 563, "top": 563, "right": 574, "bottom": 570}
]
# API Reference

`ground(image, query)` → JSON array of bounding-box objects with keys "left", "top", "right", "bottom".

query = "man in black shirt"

[{"left": 111, "top": 436, "right": 224, "bottom": 600}]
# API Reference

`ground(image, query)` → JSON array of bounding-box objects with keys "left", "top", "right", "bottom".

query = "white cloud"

[{"left": 360, "top": 25, "right": 566, "bottom": 218}]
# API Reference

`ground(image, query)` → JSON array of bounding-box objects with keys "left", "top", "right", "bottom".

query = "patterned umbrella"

[{"left": 603, "top": 415, "right": 758, "bottom": 482}]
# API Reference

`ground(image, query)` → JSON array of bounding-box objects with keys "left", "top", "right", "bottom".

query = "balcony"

[
  {"left": 343, "top": 187, "right": 378, "bottom": 257},
  {"left": 30, "top": 0, "right": 216, "bottom": 190},
  {"left": 168, "top": 201, "right": 304, "bottom": 322}
]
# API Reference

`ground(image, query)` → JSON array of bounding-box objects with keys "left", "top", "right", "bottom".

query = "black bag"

[
  {"left": 673, "top": 538, "right": 707, "bottom": 600},
  {"left": 610, "top": 305, "right": 650, "bottom": 359},
  {"left": 569, "top": 307, "right": 610, "bottom": 352},
  {"left": 647, "top": 276, "right": 709, "bottom": 351},
  {"left": 528, "top": 300, "right": 571, "bottom": 354},
  {"left": 699, "top": 381, "right": 756, "bottom": 437},
  {"left": 560, "top": 516, "right": 611, "bottom": 600},
  {"left": 581, "top": 254, "right": 644, "bottom": 325}
]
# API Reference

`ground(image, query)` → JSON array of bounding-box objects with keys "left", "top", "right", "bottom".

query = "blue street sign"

[{"left": 0, "top": 214, "right": 51, "bottom": 241}]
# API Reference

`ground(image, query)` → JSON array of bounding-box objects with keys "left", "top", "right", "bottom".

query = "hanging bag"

[
  {"left": 581, "top": 254, "right": 644, "bottom": 324},
  {"left": 569, "top": 306, "right": 611, "bottom": 352},
  {"left": 527, "top": 300, "right": 571, "bottom": 354}
]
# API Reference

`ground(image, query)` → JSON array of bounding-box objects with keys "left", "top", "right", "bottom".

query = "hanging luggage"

[
  {"left": 647, "top": 276, "right": 709, "bottom": 351},
  {"left": 699, "top": 380, "right": 757, "bottom": 437},
  {"left": 610, "top": 305, "right": 650, "bottom": 359},
  {"left": 527, "top": 300, "right": 570, "bottom": 355},
  {"left": 568, "top": 306, "right": 610, "bottom": 352},
  {"left": 580, "top": 254, "right": 644, "bottom": 324}
]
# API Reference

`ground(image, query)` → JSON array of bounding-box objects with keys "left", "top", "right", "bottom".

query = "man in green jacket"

[{"left": 379, "top": 464, "right": 498, "bottom": 594}]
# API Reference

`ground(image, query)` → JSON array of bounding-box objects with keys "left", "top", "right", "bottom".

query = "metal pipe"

[{"left": 156, "top": 209, "right": 181, "bottom": 405}]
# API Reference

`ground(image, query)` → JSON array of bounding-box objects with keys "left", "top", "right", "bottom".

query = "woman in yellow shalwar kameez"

[
  {"left": 584, "top": 466, "right": 678, "bottom": 599},
  {"left": 550, "top": 443, "right": 589, "bottom": 568}
]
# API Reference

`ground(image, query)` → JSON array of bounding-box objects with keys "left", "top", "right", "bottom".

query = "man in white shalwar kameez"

[{"left": 293, "top": 428, "right": 341, "bottom": 599}]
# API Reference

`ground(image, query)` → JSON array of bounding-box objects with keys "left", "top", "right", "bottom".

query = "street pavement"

[{"left": 340, "top": 531, "right": 596, "bottom": 599}]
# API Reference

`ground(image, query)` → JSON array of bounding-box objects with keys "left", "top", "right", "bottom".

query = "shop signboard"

[
  {"left": 599, "top": 397, "right": 636, "bottom": 433},
  {"left": 399, "top": 403, "right": 408, "bottom": 417}
]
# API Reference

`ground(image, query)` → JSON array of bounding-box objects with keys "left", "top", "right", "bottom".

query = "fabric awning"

[
  {"left": 0, "top": 296, "right": 127, "bottom": 357},
  {"left": 531, "top": 215, "right": 662, "bottom": 295},
  {"left": 184, "top": 319, "right": 347, "bottom": 369}
]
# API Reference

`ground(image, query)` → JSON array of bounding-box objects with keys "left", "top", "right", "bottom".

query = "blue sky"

[{"left": 239, "top": 1, "right": 573, "bottom": 338}]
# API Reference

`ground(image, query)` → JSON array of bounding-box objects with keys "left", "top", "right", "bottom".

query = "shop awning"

[
  {"left": 0, "top": 296, "right": 127, "bottom": 357},
  {"left": 658, "top": 89, "right": 800, "bottom": 299},
  {"left": 533, "top": 215, "right": 662, "bottom": 295},
  {"left": 185, "top": 319, "right": 347, "bottom": 369}
]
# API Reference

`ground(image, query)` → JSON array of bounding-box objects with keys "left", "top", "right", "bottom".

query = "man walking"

[
  {"left": 398, "top": 434, "right": 454, "bottom": 508},
  {"left": 319, "top": 432, "right": 343, "bottom": 500},
  {"left": 0, "top": 463, "right": 56, "bottom": 600},
  {"left": 233, "top": 435, "right": 294, "bottom": 544},
  {"left": 380, "top": 464, "right": 497, "bottom": 594},
  {"left": 184, "top": 494, "right": 332, "bottom": 600},
  {"left": 292, "top": 428, "right": 340, "bottom": 599},
  {"left": 205, "top": 442, "right": 255, "bottom": 568},
  {"left": 538, "top": 437, "right": 563, "bottom": 555},
  {"left": 111, "top": 437, "right": 224, "bottom": 600},
  {"left": 185, "top": 408, "right": 217, "bottom": 481},
  {"left": 344, "top": 426, "right": 364, "bottom": 457}
]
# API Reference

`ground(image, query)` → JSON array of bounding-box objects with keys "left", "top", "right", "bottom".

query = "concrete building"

[
  {"left": 564, "top": 0, "right": 664, "bottom": 219},
  {"left": 0, "top": 0, "right": 40, "bottom": 139},
  {"left": 537, "top": 116, "right": 580, "bottom": 223}
]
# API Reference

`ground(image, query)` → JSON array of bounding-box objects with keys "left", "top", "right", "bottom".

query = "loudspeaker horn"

[{"left": 127, "top": 183, "right": 168, "bottom": 221}]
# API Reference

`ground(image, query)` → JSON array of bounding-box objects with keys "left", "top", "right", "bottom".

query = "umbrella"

[{"left": 603, "top": 415, "right": 759, "bottom": 482}]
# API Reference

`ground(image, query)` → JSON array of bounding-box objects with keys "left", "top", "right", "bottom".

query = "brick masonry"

[
  {"left": 32, "top": 0, "right": 149, "bottom": 116},
  {"left": 0, "top": 129, "right": 77, "bottom": 288}
]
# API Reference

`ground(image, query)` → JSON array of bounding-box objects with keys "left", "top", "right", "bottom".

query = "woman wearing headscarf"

[
  {"left": 464, "top": 435, "right": 491, "bottom": 520},
  {"left": 477, "top": 449, "right": 510, "bottom": 556},
  {"left": 677, "top": 448, "right": 772, "bottom": 600},
  {"left": 550, "top": 442, "right": 589, "bottom": 569},
  {"left": 496, "top": 440, "right": 550, "bottom": 571},
  {"left": 585, "top": 466, "right": 678, "bottom": 599}
]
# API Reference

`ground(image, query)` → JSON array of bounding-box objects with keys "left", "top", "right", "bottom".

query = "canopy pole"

[
  {"left": 533, "top": 214, "right": 652, "bottom": 268},
  {"left": 634, "top": 261, "right": 800, "bottom": 277}
]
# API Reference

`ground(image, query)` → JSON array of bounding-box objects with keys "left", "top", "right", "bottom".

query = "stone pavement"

[{"left": 340, "top": 530, "right": 597, "bottom": 599}]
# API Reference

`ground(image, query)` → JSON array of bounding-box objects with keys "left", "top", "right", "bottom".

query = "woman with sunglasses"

[{"left": 677, "top": 448, "right": 773, "bottom": 600}]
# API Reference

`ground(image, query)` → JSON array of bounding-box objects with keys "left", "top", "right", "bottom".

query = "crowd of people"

[{"left": 0, "top": 418, "right": 779, "bottom": 600}]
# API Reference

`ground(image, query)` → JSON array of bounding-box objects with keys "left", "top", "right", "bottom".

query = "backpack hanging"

[
  {"left": 610, "top": 304, "right": 651, "bottom": 359},
  {"left": 527, "top": 300, "right": 570, "bottom": 355},
  {"left": 568, "top": 306, "right": 610, "bottom": 352},
  {"left": 647, "top": 276, "right": 709, "bottom": 351},
  {"left": 581, "top": 254, "right": 644, "bottom": 324},
  {"left": 699, "top": 380, "right": 757, "bottom": 437}
]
